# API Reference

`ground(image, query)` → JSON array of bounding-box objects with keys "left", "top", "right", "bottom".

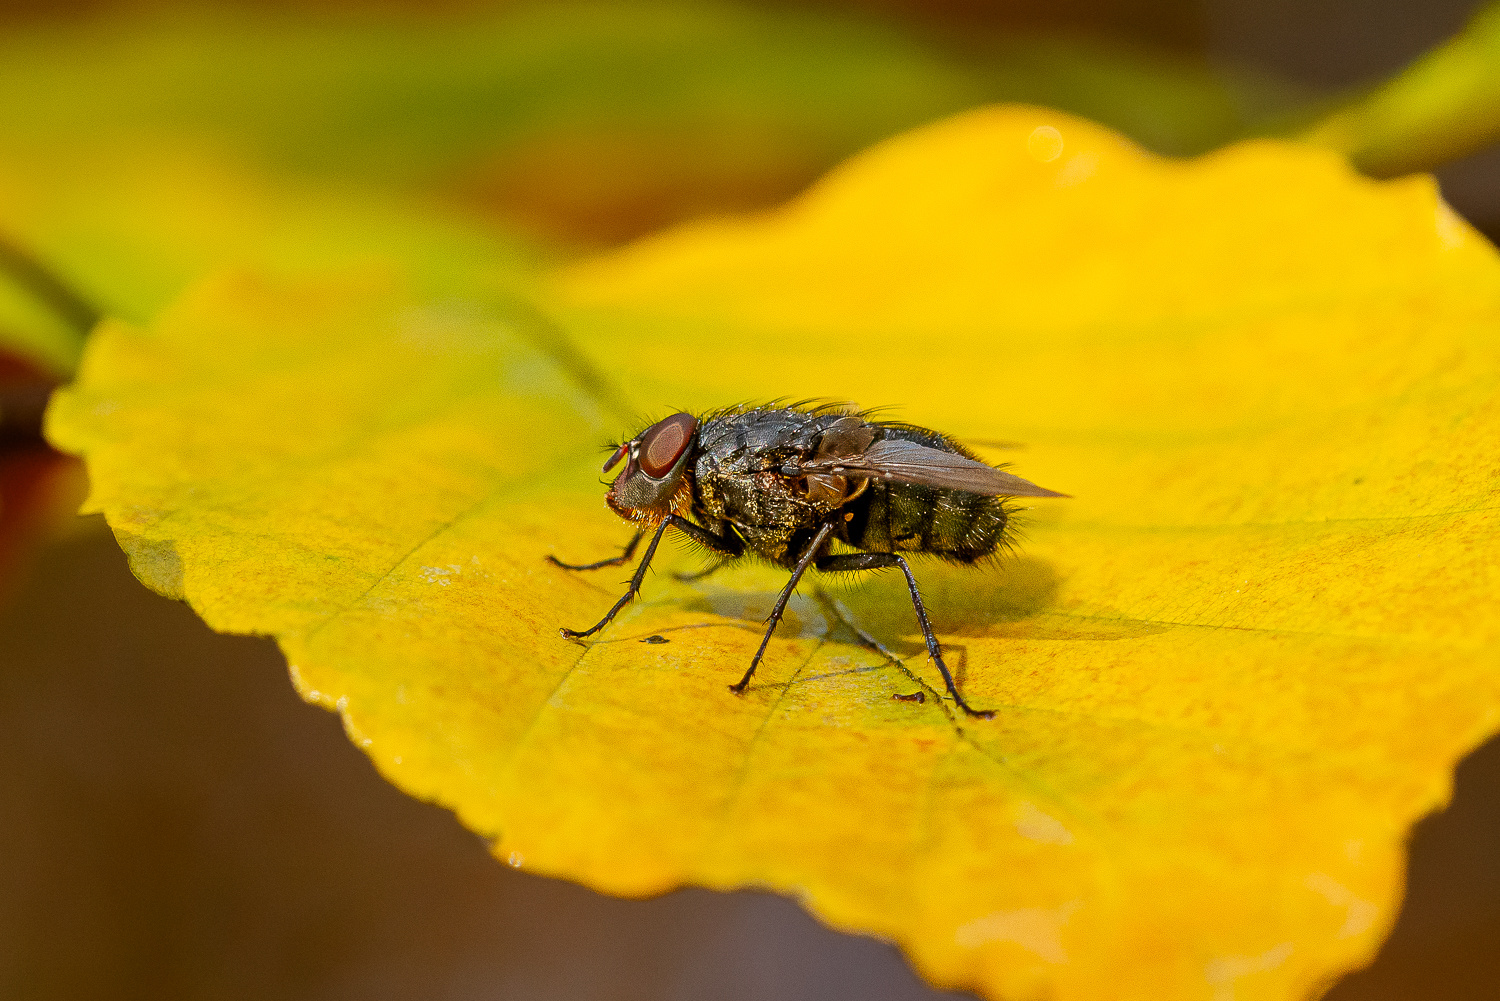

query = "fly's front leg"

[
  {"left": 730, "top": 522, "right": 834, "bottom": 695},
  {"left": 559, "top": 521, "right": 669, "bottom": 640},
  {"left": 558, "top": 517, "right": 742, "bottom": 641},
  {"left": 547, "top": 528, "right": 645, "bottom": 571},
  {"left": 815, "top": 551, "right": 994, "bottom": 720}
]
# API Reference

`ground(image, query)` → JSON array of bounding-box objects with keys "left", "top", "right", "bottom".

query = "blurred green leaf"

[
  {"left": 0, "top": 0, "right": 1302, "bottom": 372},
  {"left": 0, "top": 146, "right": 549, "bottom": 358},
  {"left": 0, "top": 2, "right": 1287, "bottom": 170},
  {"left": 1300, "top": 0, "right": 1500, "bottom": 176},
  {"left": 0, "top": 1, "right": 1293, "bottom": 247}
]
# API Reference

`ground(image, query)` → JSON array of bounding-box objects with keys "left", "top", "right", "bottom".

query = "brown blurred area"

[{"left": 3, "top": 1, "right": 1499, "bottom": 999}]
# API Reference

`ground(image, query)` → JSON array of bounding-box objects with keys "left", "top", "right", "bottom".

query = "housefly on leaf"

[{"left": 548, "top": 403, "right": 1067, "bottom": 719}]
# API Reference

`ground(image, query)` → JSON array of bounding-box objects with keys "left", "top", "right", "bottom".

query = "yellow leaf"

[{"left": 47, "top": 107, "right": 1500, "bottom": 1000}]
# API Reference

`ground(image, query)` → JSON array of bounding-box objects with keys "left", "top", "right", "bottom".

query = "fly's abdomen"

[{"left": 849, "top": 481, "right": 1011, "bottom": 563}]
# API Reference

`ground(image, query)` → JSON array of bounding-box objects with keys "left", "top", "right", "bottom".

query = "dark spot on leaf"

[{"left": 641, "top": 634, "right": 669, "bottom": 644}]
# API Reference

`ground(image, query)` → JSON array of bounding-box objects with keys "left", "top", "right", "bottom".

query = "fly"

[{"left": 548, "top": 403, "right": 1067, "bottom": 719}]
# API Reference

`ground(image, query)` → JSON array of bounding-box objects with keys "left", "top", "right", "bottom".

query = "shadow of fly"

[{"left": 549, "top": 403, "right": 1067, "bottom": 719}]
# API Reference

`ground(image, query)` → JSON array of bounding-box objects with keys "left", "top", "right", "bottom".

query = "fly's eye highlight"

[
  {"left": 601, "top": 443, "right": 628, "bottom": 473},
  {"left": 638, "top": 412, "right": 697, "bottom": 477}
]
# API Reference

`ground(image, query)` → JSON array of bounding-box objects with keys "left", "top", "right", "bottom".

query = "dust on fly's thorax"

[
  {"left": 692, "top": 410, "right": 848, "bottom": 518},
  {"left": 690, "top": 462, "right": 832, "bottom": 568}
]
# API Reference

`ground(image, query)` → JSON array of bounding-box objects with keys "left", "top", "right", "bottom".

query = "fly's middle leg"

[
  {"left": 730, "top": 522, "right": 834, "bottom": 695},
  {"left": 814, "top": 551, "right": 994, "bottom": 720}
]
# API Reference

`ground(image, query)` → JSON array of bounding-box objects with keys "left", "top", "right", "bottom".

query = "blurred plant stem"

[
  {"left": 0, "top": 238, "right": 90, "bottom": 449},
  {"left": 0, "top": 233, "right": 97, "bottom": 386},
  {"left": 1298, "top": 0, "right": 1500, "bottom": 176},
  {"left": 0, "top": 235, "right": 98, "bottom": 343}
]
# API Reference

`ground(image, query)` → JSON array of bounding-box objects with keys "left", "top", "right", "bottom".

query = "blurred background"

[{"left": 1, "top": 0, "right": 1498, "bottom": 998}]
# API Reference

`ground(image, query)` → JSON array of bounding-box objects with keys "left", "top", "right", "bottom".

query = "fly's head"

[{"left": 602, "top": 412, "right": 698, "bottom": 522}]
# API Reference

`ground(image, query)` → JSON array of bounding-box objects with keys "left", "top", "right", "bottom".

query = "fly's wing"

[{"left": 805, "top": 438, "right": 1068, "bottom": 498}]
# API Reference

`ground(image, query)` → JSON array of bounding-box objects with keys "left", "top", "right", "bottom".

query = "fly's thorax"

[
  {"left": 694, "top": 406, "right": 869, "bottom": 517},
  {"left": 693, "top": 459, "right": 809, "bottom": 530},
  {"left": 693, "top": 468, "right": 816, "bottom": 568},
  {"left": 691, "top": 411, "right": 843, "bottom": 567}
]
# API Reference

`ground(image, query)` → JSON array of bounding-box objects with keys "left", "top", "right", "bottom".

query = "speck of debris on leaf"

[
  {"left": 893, "top": 691, "right": 925, "bottom": 703},
  {"left": 641, "top": 635, "right": 670, "bottom": 644}
]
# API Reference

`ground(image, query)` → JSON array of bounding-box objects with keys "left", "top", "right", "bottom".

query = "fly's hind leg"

[
  {"left": 730, "top": 522, "right": 834, "bottom": 695},
  {"left": 814, "top": 552, "right": 994, "bottom": 720},
  {"left": 547, "top": 528, "right": 645, "bottom": 571}
]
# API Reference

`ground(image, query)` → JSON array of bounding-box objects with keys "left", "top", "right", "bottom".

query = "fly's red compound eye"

[
  {"left": 637, "top": 412, "right": 697, "bottom": 478},
  {"left": 601, "top": 443, "right": 628, "bottom": 473}
]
